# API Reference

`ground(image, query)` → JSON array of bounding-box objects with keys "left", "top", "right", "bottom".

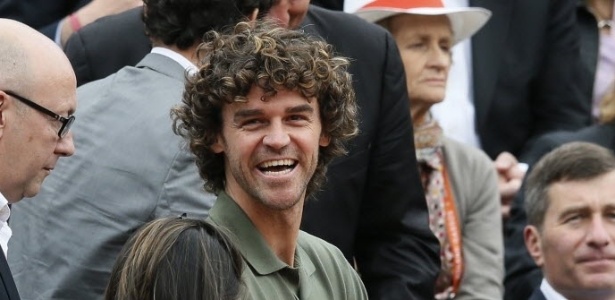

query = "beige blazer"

[{"left": 442, "top": 137, "right": 504, "bottom": 300}]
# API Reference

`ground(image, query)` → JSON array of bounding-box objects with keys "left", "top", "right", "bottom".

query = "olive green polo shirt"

[{"left": 208, "top": 192, "right": 368, "bottom": 300}]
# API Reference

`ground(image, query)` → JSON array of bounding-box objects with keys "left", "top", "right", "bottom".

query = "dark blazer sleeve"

[
  {"left": 519, "top": 0, "right": 591, "bottom": 155},
  {"left": 63, "top": 7, "right": 151, "bottom": 86}
]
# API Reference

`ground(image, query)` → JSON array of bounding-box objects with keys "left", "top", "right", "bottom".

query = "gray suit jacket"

[
  {"left": 442, "top": 138, "right": 503, "bottom": 300},
  {"left": 7, "top": 53, "right": 214, "bottom": 300}
]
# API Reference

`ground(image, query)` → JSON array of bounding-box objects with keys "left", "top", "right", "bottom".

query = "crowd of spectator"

[{"left": 0, "top": 0, "right": 613, "bottom": 299}]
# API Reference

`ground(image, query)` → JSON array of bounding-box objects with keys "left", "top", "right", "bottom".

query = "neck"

[
  {"left": 411, "top": 108, "right": 430, "bottom": 128},
  {"left": 229, "top": 190, "right": 303, "bottom": 266}
]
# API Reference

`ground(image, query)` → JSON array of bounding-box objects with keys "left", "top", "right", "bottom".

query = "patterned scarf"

[{"left": 414, "top": 115, "right": 463, "bottom": 299}]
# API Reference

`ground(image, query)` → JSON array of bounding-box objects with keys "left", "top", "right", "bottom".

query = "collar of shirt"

[
  {"left": 208, "top": 192, "right": 315, "bottom": 277},
  {"left": 0, "top": 192, "right": 11, "bottom": 257},
  {"left": 541, "top": 278, "right": 568, "bottom": 300},
  {"left": 150, "top": 47, "right": 198, "bottom": 75}
]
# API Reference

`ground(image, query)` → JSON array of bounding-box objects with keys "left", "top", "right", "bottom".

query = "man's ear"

[
  {"left": 211, "top": 135, "right": 225, "bottom": 154},
  {"left": 524, "top": 225, "right": 544, "bottom": 267},
  {"left": 319, "top": 134, "right": 330, "bottom": 147},
  {"left": 0, "top": 92, "right": 7, "bottom": 138}
]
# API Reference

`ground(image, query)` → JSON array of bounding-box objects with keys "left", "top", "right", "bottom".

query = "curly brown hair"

[{"left": 172, "top": 21, "right": 358, "bottom": 197}]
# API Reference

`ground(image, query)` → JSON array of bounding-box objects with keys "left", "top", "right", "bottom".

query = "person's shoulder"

[
  {"left": 541, "top": 123, "right": 614, "bottom": 145},
  {"left": 443, "top": 137, "right": 493, "bottom": 169}
]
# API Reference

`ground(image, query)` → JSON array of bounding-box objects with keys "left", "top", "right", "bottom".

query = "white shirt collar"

[
  {"left": 150, "top": 47, "right": 198, "bottom": 75},
  {"left": 0, "top": 193, "right": 9, "bottom": 223},
  {"left": 0, "top": 192, "right": 11, "bottom": 257},
  {"left": 541, "top": 278, "right": 568, "bottom": 300}
]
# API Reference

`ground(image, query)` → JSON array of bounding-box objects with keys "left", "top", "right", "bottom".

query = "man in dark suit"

[
  {"left": 0, "top": 18, "right": 78, "bottom": 300},
  {"left": 57, "top": 1, "right": 440, "bottom": 299},
  {"left": 522, "top": 142, "right": 615, "bottom": 300}
]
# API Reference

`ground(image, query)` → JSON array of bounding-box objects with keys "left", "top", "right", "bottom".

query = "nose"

[
  {"left": 262, "top": 122, "right": 290, "bottom": 150},
  {"left": 426, "top": 47, "right": 451, "bottom": 70},
  {"left": 55, "top": 131, "right": 76, "bottom": 157},
  {"left": 586, "top": 216, "right": 612, "bottom": 248},
  {"left": 267, "top": 0, "right": 290, "bottom": 28}
]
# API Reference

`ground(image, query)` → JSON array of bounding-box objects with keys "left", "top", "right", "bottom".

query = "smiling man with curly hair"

[{"left": 172, "top": 21, "right": 367, "bottom": 299}]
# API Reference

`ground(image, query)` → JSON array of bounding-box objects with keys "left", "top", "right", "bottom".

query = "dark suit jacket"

[
  {"left": 504, "top": 123, "right": 615, "bottom": 300},
  {"left": 63, "top": 5, "right": 439, "bottom": 300},
  {"left": 470, "top": 0, "right": 591, "bottom": 159},
  {"left": 528, "top": 288, "right": 547, "bottom": 300},
  {"left": 0, "top": 253, "right": 20, "bottom": 300},
  {"left": 0, "top": 0, "right": 89, "bottom": 40}
]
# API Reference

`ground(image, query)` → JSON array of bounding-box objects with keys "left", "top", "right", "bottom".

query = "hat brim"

[{"left": 355, "top": 7, "right": 492, "bottom": 44}]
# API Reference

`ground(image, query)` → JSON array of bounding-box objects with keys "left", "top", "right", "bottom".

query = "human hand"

[{"left": 494, "top": 152, "right": 527, "bottom": 221}]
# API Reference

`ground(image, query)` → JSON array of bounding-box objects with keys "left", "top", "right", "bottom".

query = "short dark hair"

[
  {"left": 525, "top": 142, "right": 615, "bottom": 229},
  {"left": 105, "top": 217, "right": 243, "bottom": 300},
  {"left": 172, "top": 21, "right": 358, "bottom": 197},
  {"left": 142, "top": 0, "right": 273, "bottom": 49}
]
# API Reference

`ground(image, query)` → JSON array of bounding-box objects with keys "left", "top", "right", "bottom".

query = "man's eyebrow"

[
  {"left": 233, "top": 108, "right": 263, "bottom": 122},
  {"left": 558, "top": 205, "right": 590, "bottom": 219},
  {"left": 286, "top": 104, "right": 314, "bottom": 114}
]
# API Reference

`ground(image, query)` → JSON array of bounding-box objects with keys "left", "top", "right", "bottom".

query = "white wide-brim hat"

[{"left": 354, "top": 0, "right": 492, "bottom": 44}]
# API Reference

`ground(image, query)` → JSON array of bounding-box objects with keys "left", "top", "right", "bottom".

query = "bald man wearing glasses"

[{"left": 0, "top": 18, "right": 76, "bottom": 300}]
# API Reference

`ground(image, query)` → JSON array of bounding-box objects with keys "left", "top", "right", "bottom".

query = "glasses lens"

[{"left": 59, "top": 116, "right": 75, "bottom": 138}]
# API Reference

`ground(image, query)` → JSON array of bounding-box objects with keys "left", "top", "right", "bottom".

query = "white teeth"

[
  {"left": 262, "top": 169, "right": 293, "bottom": 176},
  {"left": 259, "top": 159, "right": 294, "bottom": 168}
]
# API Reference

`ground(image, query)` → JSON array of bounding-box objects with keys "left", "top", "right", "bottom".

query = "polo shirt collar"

[{"left": 209, "top": 192, "right": 288, "bottom": 275}]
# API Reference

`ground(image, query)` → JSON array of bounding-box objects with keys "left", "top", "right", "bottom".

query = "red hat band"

[{"left": 362, "top": 0, "right": 445, "bottom": 10}]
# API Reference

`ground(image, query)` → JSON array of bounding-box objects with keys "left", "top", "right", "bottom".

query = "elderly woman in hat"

[{"left": 355, "top": 1, "right": 502, "bottom": 299}]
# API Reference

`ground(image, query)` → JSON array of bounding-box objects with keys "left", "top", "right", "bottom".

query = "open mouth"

[{"left": 257, "top": 159, "right": 297, "bottom": 175}]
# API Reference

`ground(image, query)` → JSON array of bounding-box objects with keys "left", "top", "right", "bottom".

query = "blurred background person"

[
  {"left": 105, "top": 217, "right": 243, "bottom": 300},
  {"left": 0, "top": 0, "right": 142, "bottom": 47},
  {"left": 355, "top": 1, "right": 503, "bottom": 299}
]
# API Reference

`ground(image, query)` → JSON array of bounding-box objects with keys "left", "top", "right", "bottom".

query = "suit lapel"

[
  {"left": 0, "top": 252, "right": 20, "bottom": 300},
  {"left": 470, "top": 0, "right": 513, "bottom": 127}
]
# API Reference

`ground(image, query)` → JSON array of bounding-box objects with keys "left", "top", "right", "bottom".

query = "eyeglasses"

[{"left": 5, "top": 91, "right": 75, "bottom": 138}]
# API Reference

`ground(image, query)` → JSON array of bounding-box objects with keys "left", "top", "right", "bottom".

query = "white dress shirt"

[
  {"left": 540, "top": 279, "right": 568, "bottom": 300},
  {"left": 0, "top": 193, "right": 12, "bottom": 257}
]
